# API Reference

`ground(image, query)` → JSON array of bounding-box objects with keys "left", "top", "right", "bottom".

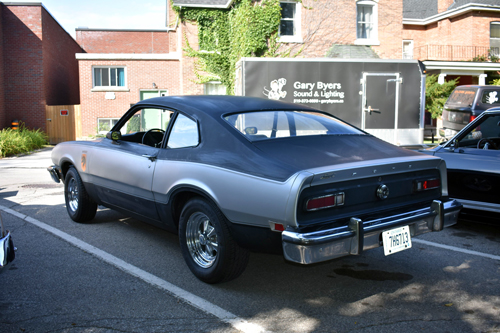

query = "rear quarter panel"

[{"left": 152, "top": 160, "right": 312, "bottom": 228}]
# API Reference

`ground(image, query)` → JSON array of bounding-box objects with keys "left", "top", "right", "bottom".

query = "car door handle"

[{"left": 142, "top": 154, "right": 157, "bottom": 162}]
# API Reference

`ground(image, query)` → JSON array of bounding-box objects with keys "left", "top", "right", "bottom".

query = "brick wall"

[
  {"left": 180, "top": 21, "right": 203, "bottom": 95},
  {"left": 42, "top": 8, "right": 82, "bottom": 106},
  {"left": 77, "top": 30, "right": 170, "bottom": 54},
  {"left": 2, "top": 5, "right": 45, "bottom": 130},
  {"left": 374, "top": 0, "right": 403, "bottom": 59},
  {"left": 0, "top": 4, "right": 82, "bottom": 131},
  {"left": 281, "top": 0, "right": 404, "bottom": 59},
  {"left": 404, "top": 11, "right": 500, "bottom": 61},
  {"left": 78, "top": 59, "right": 181, "bottom": 136}
]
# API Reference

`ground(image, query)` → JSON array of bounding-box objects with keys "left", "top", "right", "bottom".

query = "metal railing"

[{"left": 410, "top": 45, "right": 499, "bottom": 61}]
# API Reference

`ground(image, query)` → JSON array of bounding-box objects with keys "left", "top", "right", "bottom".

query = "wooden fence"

[{"left": 45, "top": 105, "right": 82, "bottom": 144}]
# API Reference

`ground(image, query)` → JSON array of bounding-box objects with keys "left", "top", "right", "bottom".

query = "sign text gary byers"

[{"left": 292, "top": 81, "right": 345, "bottom": 105}]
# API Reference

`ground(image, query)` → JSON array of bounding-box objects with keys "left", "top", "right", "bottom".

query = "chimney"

[{"left": 438, "top": 0, "right": 455, "bottom": 13}]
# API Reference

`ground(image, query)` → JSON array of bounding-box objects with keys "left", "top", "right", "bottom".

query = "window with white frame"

[
  {"left": 279, "top": 1, "right": 302, "bottom": 43},
  {"left": 490, "top": 22, "right": 500, "bottom": 56},
  {"left": 93, "top": 66, "right": 126, "bottom": 88},
  {"left": 98, "top": 118, "right": 120, "bottom": 134},
  {"left": 403, "top": 40, "right": 414, "bottom": 59},
  {"left": 356, "top": 0, "right": 379, "bottom": 45},
  {"left": 204, "top": 82, "right": 227, "bottom": 95}
]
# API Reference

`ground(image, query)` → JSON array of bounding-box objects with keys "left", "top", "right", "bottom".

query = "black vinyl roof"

[
  {"left": 132, "top": 95, "right": 423, "bottom": 182},
  {"left": 134, "top": 95, "right": 317, "bottom": 119}
]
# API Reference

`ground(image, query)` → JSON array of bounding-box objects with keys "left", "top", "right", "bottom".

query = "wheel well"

[
  {"left": 170, "top": 189, "right": 219, "bottom": 229},
  {"left": 60, "top": 161, "right": 75, "bottom": 180}
]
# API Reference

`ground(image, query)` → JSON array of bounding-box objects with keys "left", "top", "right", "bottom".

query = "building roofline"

[
  {"left": 403, "top": 3, "right": 500, "bottom": 25},
  {"left": 0, "top": 1, "right": 82, "bottom": 46},
  {"left": 0, "top": 2, "right": 42, "bottom": 5},
  {"left": 76, "top": 53, "right": 181, "bottom": 60},
  {"left": 172, "top": 0, "right": 234, "bottom": 9},
  {"left": 76, "top": 28, "right": 174, "bottom": 33}
]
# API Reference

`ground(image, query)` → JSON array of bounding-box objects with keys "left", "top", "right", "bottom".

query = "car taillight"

[
  {"left": 414, "top": 179, "right": 440, "bottom": 192},
  {"left": 470, "top": 115, "right": 476, "bottom": 122},
  {"left": 306, "top": 193, "right": 345, "bottom": 211}
]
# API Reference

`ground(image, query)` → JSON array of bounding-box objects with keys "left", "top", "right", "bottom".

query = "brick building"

[
  {"left": 4, "top": 0, "right": 500, "bottom": 138},
  {"left": 404, "top": 0, "right": 500, "bottom": 85},
  {"left": 0, "top": 2, "right": 82, "bottom": 131},
  {"left": 75, "top": 2, "right": 205, "bottom": 136}
]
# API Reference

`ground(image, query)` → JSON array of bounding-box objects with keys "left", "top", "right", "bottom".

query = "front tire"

[
  {"left": 64, "top": 166, "right": 97, "bottom": 223},
  {"left": 179, "top": 198, "right": 249, "bottom": 283}
]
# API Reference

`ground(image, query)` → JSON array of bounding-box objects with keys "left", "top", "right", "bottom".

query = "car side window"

[
  {"left": 122, "top": 108, "right": 173, "bottom": 135},
  {"left": 458, "top": 115, "right": 500, "bottom": 149},
  {"left": 114, "top": 108, "right": 173, "bottom": 147},
  {"left": 167, "top": 114, "right": 199, "bottom": 149}
]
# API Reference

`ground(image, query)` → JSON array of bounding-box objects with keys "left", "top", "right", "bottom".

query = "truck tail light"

[
  {"left": 414, "top": 179, "right": 440, "bottom": 192},
  {"left": 306, "top": 193, "right": 344, "bottom": 211},
  {"left": 464, "top": 114, "right": 476, "bottom": 124}
]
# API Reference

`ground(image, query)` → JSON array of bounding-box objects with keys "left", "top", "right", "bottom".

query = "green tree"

[
  {"left": 425, "top": 74, "right": 458, "bottom": 119},
  {"left": 490, "top": 78, "right": 500, "bottom": 85}
]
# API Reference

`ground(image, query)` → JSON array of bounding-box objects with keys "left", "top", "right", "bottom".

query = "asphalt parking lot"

[{"left": 0, "top": 147, "right": 499, "bottom": 333}]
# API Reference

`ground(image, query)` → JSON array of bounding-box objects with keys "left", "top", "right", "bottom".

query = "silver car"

[
  {"left": 0, "top": 212, "right": 15, "bottom": 274},
  {"left": 48, "top": 96, "right": 461, "bottom": 283},
  {"left": 422, "top": 108, "right": 500, "bottom": 223}
]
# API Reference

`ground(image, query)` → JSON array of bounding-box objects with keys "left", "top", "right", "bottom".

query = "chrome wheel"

[
  {"left": 185, "top": 212, "right": 218, "bottom": 268},
  {"left": 64, "top": 167, "right": 97, "bottom": 223},
  {"left": 67, "top": 177, "right": 79, "bottom": 213}
]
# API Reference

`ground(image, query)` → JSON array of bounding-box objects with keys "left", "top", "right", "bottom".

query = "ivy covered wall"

[{"left": 174, "top": 0, "right": 283, "bottom": 94}]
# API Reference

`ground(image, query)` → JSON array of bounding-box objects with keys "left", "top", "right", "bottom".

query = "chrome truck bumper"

[
  {"left": 282, "top": 199, "right": 462, "bottom": 264},
  {"left": 47, "top": 165, "right": 62, "bottom": 183}
]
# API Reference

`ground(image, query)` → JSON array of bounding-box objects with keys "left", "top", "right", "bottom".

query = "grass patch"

[{"left": 0, "top": 124, "right": 48, "bottom": 158}]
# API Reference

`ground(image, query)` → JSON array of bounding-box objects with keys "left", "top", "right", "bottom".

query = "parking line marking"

[
  {"left": 413, "top": 239, "right": 500, "bottom": 261},
  {"left": 0, "top": 205, "right": 271, "bottom": 333}
]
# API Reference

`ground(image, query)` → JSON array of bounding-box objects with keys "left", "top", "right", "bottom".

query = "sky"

[{"left": 4, "top": 0, "right": 169, "bottom": 38}]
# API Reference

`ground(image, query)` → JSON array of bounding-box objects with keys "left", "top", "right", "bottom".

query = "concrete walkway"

[{"left": 0, "top": 147, "right": 56, "bottom": 187}]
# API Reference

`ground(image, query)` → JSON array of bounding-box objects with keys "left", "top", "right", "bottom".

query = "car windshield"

[{"left": 224, "top": 110, "right": 363, "bottom": 141}]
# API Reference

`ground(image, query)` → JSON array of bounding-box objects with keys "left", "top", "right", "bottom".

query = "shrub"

[
  {"left": 0, "top": 123, "right": 48, "bottom": 158},
  {"left": 425, "top": 74, "right": 458, "bottom": 119}
]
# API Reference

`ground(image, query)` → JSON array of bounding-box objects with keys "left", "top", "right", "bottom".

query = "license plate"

[{"left": 382, "top": 226, "right": 412, "bottom": 256}]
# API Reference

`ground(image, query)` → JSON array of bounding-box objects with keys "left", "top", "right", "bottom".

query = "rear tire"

[
  {"left": 179, "top": 198, "right": 249, "bottom": 283},
  {"left": 64, "top": 166, "right": 97, "bottom": 223}
]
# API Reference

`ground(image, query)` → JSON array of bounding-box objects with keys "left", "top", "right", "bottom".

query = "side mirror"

[
  {"left": 106, "top": 131, "right": 122, "bottom": 141},
  {"left": 453, "top": 139, "right": 459, "bottom": 149}
]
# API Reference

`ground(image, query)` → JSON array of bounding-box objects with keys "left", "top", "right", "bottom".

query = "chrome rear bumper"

[{"left": 282, "top": 199, "right": 462, "bottom": 264}]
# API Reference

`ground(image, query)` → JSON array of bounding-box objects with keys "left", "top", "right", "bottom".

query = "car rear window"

[
  {"left": 224, "top": 111, "right": 363, "bottom": 141},
  {"left": 446, "top": 88, "right": 477, "bottom": 107}
]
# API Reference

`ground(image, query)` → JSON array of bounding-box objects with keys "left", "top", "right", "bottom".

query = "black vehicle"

[
  {"left": 440, "top": 85, "right": 500, "bottom": 140},
  {"left": 423, "top": 108, "right": 500, "bottom": 224}
]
